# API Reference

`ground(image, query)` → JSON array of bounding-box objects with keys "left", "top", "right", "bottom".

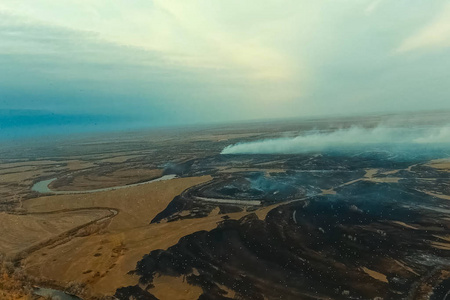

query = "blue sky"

[{"left": 1, "top": 1, "right": 450, "bottom": 138}]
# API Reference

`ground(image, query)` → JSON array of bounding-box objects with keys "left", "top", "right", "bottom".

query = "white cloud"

[
  {"left": 365, "top": 0, "right": 383, "bottom": 15},
  {"left": 2, "top": 0, "right": 450, "bottom": 121},
  {"left": 396, "top": 3, "right": 450, "bottom": 53},
  {"left": 0, "top": 0, "right": 296, "bottom": 82}
]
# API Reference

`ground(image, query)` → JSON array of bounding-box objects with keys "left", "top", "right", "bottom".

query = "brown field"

[
  {"left": 98, "top": 155, "right": 143, "bottom": 164},
  {"left": 321, "top": 188, "right": 337, "bottom": 195},
  {"left": 424, "top": 191, "right": 450, "bottom": 200},
  {"left": 361, "top": 267, "right": 388, "bottom": 283},
  {"left": 150, "top": 275, "right": 203, "bottom": 300},
  {"left": 65, "top": 160, "right": 98, "bottom": 171},
  {"left": 22, "top": 208, "right": 254, "bottom": 297},
  {"left": 0, "top": 159, "right": 95, "bottom": 210},
  {"left": 1, "top": 120, "right": 449, "bottom": 300},
  {"left": 19, "top": 175, "right": 262, "bottom": 298},
  {"left": 49, "top": 168, "right": 163, "bottom": 191},
  {"left": 426, "top": 158, "right": 450, "bottom": 170},
  {"left": 0, "top": 210, "right": 110, "bottom": 258},
  {"left": 24, "top": 176, "right": 213, "bottom": 231},
  {"left": 431, "top": 241, "right": 450, "bottom": 250},
  {"left": 3, "top": 158, "right": 447, "bottom": 299},
  {"left": 391, "top": 221, "right": 419, "bottom": 230}
]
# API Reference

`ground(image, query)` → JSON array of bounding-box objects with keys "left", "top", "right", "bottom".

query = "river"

[
  {"left": 31, "top": 174, "right": 177, "bottom": 194},
  {"left": 34, "top": 287, "right": 82, "bottom": 300}
]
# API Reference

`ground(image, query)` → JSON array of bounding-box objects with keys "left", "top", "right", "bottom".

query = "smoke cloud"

[{"left": 221, "top": 125, "right": 450, "bottom": 155}]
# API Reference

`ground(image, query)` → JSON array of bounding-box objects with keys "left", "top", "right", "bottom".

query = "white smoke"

[
  {"left": 413, "top": 126, "right": 450, "bottom": 144},
  {"left": 221, "top": 125, "right": 450, "bottom": 155}
]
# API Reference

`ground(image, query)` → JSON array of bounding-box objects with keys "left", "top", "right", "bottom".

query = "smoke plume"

[{"left": 221, "top": 125, "right": 450, "bottom": 155}]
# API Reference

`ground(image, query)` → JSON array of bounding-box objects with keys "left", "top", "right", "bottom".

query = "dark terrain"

[{"left": 116, "top": 151, "right": 450, "bottom": 300}]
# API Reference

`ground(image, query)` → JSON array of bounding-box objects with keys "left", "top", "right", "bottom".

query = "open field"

[
  {"left": 49, "top": 168, "right": 164, "bottom": 192},
  {"left": 0, "top": 209, "right": 110, "bottom": 258},
  {"left": 1, "top": 116, "right": 450, "bottom": 299}
]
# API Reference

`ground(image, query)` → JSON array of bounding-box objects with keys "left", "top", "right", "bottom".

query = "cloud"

[
  {"left": 365, "top": 0, "right": 383, "bottom": 14},
  {"left": 221, "top": 125, "right": 450, "bottom": 155},
  {"left": 0, "top": 0, "right": 306, "bottom": 119},
  {"left": 0, "top": 10, "right": 265, "bottom": 121},
  {"left": 396, "top": 3, "right": 450, "bottom": 53},
  {"left": 1, "top": 0, "right": 450, "bottom": 133},
  {"left": 0, "top": 0, "right": 294, "bottom": 81}
]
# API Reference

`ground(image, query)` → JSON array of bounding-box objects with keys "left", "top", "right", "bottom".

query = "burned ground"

[{"left": 124, "top": 179, "right": 450, "bottom": 300}]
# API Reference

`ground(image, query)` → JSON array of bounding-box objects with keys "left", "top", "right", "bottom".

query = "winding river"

[
  {"left": 32, "top": 174, "right": 177, "bottom": 195},
  {"left": 34, "top": 287, "right": 82, "bottom": 300}
]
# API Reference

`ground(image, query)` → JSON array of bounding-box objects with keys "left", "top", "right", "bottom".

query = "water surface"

[{"left": 32, "top": 174, "right": 177, "bottom": 194}]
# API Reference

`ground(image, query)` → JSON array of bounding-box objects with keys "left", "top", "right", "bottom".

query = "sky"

[{"left": 1, "top": 0, "right": 450, "bottom": 138}]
